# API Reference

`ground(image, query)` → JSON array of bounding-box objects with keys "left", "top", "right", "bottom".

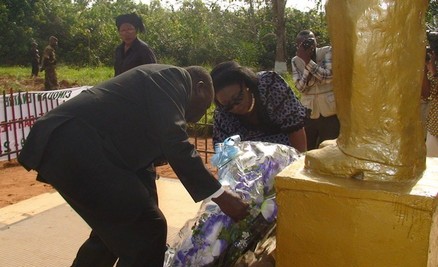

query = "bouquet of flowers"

[{"left": 163, "top": 135, "right": 300, "bottom": 267}]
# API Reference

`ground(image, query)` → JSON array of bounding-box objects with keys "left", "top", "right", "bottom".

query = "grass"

[
  {"left": 0, "top": 64, "right": 298, "bottom": 92},
  {"left": 0, "top": 64, "right": 216, "bottom": 128},
  {"left": 0, "top": 65, "right": 114, "bottom": 91},
  {"left": 0, "top": 65, "right": 299, "bottom": 127},
  {"left": 57, "top": 65, "right": 114, "bottom": 85}
]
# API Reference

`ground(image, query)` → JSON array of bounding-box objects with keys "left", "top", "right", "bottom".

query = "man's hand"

[{"left": 212, "top": 190, "right": 249, "bottom": 222}]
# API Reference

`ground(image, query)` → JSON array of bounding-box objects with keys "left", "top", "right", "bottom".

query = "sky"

[
  {"left": 288, "top": 0, "right": 325, "bottom": 11},
  {"left": 136, "top": 0, "right": 326, "bottom": 12}
]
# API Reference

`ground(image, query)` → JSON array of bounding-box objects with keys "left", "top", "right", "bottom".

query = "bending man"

[{"left": 18, "top": 64, "right": 248, "bottom": 267}]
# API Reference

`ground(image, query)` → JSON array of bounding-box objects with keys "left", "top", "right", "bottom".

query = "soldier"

[
  {"left": 29, "top": 41, "right": 40, "bottom": 79},
  {"left": 41, "top": 36, "right": 59, "bottom": 90}
]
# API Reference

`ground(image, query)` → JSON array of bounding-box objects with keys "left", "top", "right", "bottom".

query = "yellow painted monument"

[
  {"left": 307, "top": 0, "right": 427, "bottom": 182},
  {"left": 275, "top": 0, "right": 438, "bottom": 266}
]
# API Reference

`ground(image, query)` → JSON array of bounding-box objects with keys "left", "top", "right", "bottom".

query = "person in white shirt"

[{"left": 291, "top": 30, "right": 340, "bottom": 150}]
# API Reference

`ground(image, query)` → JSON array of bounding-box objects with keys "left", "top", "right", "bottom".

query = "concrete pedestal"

[{"left": 275, "top": 157, "right": 438, "bottom": 267}]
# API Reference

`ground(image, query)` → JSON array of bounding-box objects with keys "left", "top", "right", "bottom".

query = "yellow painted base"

[{"left": 275, "top": 157, "right": 438, "bottom": 267}]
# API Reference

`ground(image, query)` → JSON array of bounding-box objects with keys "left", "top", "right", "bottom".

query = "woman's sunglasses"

[{"left": 221, "top": 84, "right": 245, "bottom": 112}]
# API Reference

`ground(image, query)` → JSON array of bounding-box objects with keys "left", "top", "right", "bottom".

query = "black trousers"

[
  {"left": 36, "top": 121, "right": 167, "bottom": 267},
  {"left": 305, "top": 114, "right": 340, "bottom": 150},
  {"left": 31, "top": 61, "right": 39, "bottom": 77}
]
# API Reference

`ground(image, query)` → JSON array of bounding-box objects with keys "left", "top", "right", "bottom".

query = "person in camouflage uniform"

[
  {"left": 41, "top": 36, "right": 59, "bottom": 90},
  {"left": 29, "top": 41, "right": 40, "bottom": 79}
]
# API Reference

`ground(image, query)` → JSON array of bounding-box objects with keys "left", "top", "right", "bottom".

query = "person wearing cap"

[
  {"left": 18, "top": 64, "right": 248, "bottom": 267},
  {"left": 41, "top": 36, "right": 59, "bottom": 90},
  {"left": 29, "top": 41, "right": 40, "bottom": 79},
  {"left": 114, "top": 13, "right": 157, "bottom": 76}
]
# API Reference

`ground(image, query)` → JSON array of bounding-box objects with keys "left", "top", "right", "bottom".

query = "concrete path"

[{"left": 0, "top": 178, "right": 201, "bottom": 267}]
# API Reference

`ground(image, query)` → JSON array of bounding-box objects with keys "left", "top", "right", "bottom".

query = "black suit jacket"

[{"left": 18, "top": 64, "right": 220, "bottom": 202}]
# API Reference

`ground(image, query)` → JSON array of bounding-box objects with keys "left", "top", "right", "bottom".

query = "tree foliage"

[
  {"left": 1, "top": 0, "right": 436, "bottom": 69},
  {"left": 427, "top": 0, "right": 438, "bottom": 30}
]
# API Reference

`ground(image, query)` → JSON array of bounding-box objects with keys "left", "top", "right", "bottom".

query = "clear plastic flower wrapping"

[{"left": 163, "top": 135, "right": 300, "bottom": 267}]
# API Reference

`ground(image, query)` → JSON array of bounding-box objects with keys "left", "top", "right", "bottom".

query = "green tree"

[
  {"left": 427, "top": 0, "right": 438, "bottom": 30},
  {"left": 273, "top": 0, "right": 287, "bottom": 73},
  {"left": 0, "top": 0, "right": 329, "bottom": 70},
  {"left": 0, "top": 0, "right": 38, "bottom": 65}
]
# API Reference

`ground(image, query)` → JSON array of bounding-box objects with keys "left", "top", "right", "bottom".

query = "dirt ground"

[
  {"left": 0, "top": 138, "right": 216, "bottom": 209},
  {"left": 0, "top": 75, "right": 216, "bottom": 209},
  {"left": 0, "top": 75, "right": 79, "bottom": 92},
  {"left": 0, "top": 141, "right": 215, "bottom": 209}
]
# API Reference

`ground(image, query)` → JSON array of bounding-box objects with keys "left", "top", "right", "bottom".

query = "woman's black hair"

[
  {"left": 115, "top": 13, "right": 146, "bottom": 33},
  {"left": 210, "top": 61, "right": 258, "bottom": 107}
]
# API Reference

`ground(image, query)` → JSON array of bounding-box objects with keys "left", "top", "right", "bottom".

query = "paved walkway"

[{"left": 0, "top": 178, "right": 201, "bottom": 267}]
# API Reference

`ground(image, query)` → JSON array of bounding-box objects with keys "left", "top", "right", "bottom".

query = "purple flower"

[{"left": 166, "top": 138, "right": 300, "bottom": 267}]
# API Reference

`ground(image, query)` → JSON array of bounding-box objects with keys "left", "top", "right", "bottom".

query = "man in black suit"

[{"left": 18, "top": 64, "right": 248, "bottom": 267}]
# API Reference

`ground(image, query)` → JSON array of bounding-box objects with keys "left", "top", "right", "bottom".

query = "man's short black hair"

[
  {"left": 185, "top": 66, "right": 213, "bottom": 91},
  {"left": 296, "top": 30, "right": 314, "bottom": 43}
]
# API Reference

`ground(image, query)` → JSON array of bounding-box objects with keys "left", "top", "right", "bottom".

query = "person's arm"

[
  {"left": 428, "top": 74, "right": 438, "bottom": 99},
  {"left": 427, "top": 51, "right": 438, "bottom": 99},
  {"left": 288, "top": 128, "right": 307, "bottom": 152},
  {"left": 141, "top": 46, "right": 157, "bottom": 64},
  {"left": 46, "top": 47, "right": 56, "bottom": 65},
  {"left": 138, "top": 39, "right": 157, "bottom": 64},
  {"left": 142, "top": 67, "right": 248, "bottom": 224},
  {"left": 427, "top": 51, "right": 437, "bottom": 76},
  {"left": 212, "top": 109, "right": 241, "bottom": 145},
  {"left": 292, "top": 56, "right": 312, "bottom": 93},
  {"left": 114, "top": 43, "right": 127, "bottom": 76},
  {"left": 292, "top": 40, "right": 318, "bottom": 93},
  {"left": 212, "top": 109, "right": 226, "bottom": 145},
  {"left": 422, "top": 64, "right": 431, "bottom": 100},
  {"left": 259, "top": 72, "right": 307, "bottom": 151},
  {"left": 306, "top": 47, "right": 332, "bottom": 83}
]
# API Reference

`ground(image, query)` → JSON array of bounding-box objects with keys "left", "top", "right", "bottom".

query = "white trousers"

[{"left": 426, "top": 131, "right": 438, "bottom": 157}]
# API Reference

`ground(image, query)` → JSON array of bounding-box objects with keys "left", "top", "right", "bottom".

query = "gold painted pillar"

[
  {"left": 275, "top": 158, "right": 438, "bottom": 267},
  {"left": 305, "top": 0, "right": 428, "bottom": 181}
]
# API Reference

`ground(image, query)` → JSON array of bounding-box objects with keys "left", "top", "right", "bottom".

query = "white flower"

[
  {"left": 211, "top": 239, "right": 227, "bottom": 257},
  {"left": 204, "top": 219, "right": 225, "bottom": 244},
  {"left": 261, "top": 197, "right": 277, "bottom": 222}
]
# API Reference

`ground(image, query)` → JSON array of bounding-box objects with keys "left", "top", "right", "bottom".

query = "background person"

[
  {"left": 421, "top": 45, "right": 432, "bottom": 140},
  {"left": 114, "top": 12, "right": 157, "bottom": 76},
  {"left": 426, "top": 31, "right": 438, "bottom": 156},
  {"left": 29, "top": 41, "right": 40, "bottom": 79},
  {"left": 41, "top": 36, "right": 59, "bottom": 90},
  {"left": 211, "top": 61, "right": 307, "bottom": 152},
  {"left": 18, "top": 64, "right": 248, "bottom": 267},
  {"left": 291, "top": 30, "right": 340, "bottom": 150},
  {"left": 115, "top": 12, "right": 163, "bottom": 187}
]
